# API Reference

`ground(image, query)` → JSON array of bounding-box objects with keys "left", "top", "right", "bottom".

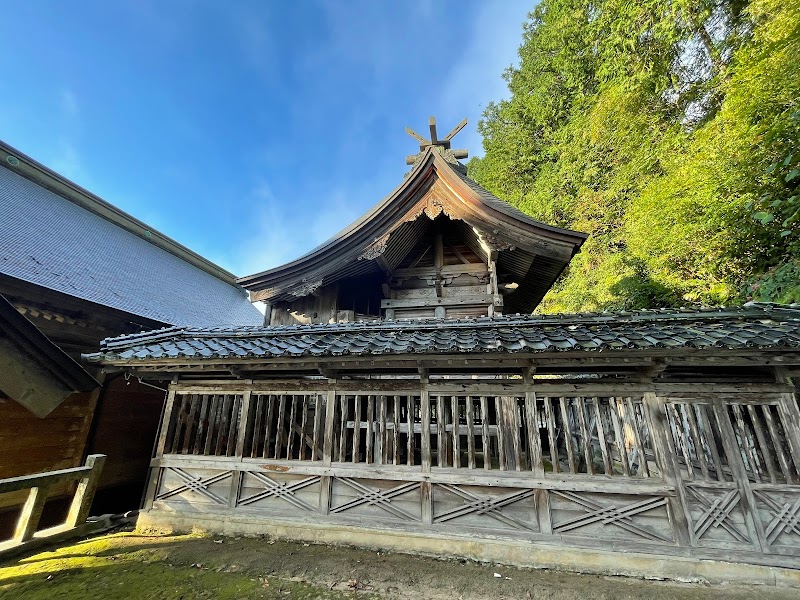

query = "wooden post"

[
  {"left": 229, "top": 390, "right": 253, "bottom": 508},
  {"left": 498, "top": 397, "right": 519, "bottom": 471},
  {"left": 13, "top": 485, "right": 50, "bottom": 543},
  {"left": 154, "top": 388, "right": 177, "bottom": 458},
  {"left": 319, "top": 384, "right": 337, "bottom": 515},
  {"left": 775, "top": 368, "right": 800, "bottom": 466},
  {"left": 642, "top": 393, "right": 691, "bottom": 547},
  {"left": 65, "top": 454, "right": 106, "bottom": 528},
  {"left": 524, "top": 368, "right": 544, "bottom": 476},
  {"left": 712, "top": 399, "right": 764, "bottom": 550},
  {"left": 419, "top": 368, "right": 433, "bottom": 525}
]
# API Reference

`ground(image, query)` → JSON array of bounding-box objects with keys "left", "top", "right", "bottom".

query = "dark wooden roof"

[
  {"left": 84, "top": 304, "right": 800, "bottom": 367},
  {"left": 0, "top": 293, "right": 98, "bottom": 417},
  {"left": 237, "top": 147, "right": 587, "bottom": 308}
]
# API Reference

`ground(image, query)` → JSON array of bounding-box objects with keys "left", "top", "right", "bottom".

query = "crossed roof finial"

[{"left": 405, "top": 116, "right": 469, "bottom": 165}]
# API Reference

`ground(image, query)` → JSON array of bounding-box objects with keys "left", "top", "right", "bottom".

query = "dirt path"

[{"left": 0, "top": 528, "right": 796, "bottom": 599}]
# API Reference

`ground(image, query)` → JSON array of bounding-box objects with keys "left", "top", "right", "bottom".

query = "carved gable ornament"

[
  {"left": 289, "top": 277, "right": 324, "bottom": 297},
  {"left": 402, "top": 182, "right": 466, "bottom": 224},
  {"left": 358, "top": 232, "right": 391, "bottom": 261}
]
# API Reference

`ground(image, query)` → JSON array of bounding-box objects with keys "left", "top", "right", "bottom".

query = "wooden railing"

[
  {"left": 143, "top": 380, "right": 800, "bottom": 566},
  {"left": 0, "top": 454, "right": 105, "bottom": 556}
]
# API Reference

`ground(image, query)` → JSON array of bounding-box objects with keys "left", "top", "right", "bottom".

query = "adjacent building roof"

[
  {"left": 84, "top": 304, "right": 800, "bottom": 366},
  {"left": 0, "top": 293, "right": 98, "bottom": 417},
  {"left": 0, "top": 141, "right": 262, "bottom": 327}
]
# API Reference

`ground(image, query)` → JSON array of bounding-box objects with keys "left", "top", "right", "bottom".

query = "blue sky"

[{"left": 0, "top": 1, "right": 531, "bottom": 278}]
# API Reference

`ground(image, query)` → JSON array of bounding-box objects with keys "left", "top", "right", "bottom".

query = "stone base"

[{"left": 136, "top": 509, "right": 800, "bottom": 588}]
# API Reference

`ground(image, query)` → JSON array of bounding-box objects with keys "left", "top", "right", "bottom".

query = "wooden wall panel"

[{"left": 87, "top": 377, "right": 165, "bottom": 491}]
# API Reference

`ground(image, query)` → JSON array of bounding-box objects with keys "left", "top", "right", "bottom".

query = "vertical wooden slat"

[
  {"left": 353, "top": 395, "right": 362, "bottom": 463},
  {"left": 299, "top": 395, "right": 309, "bottom": 460},
  {"left": 684, "top": 401, "right": 709, "bottom": 481},
  {"left": 747, "top": 404, "right": 778, "bottom": 484},
  {"left": 203, "top": 395, "right": 219, "bottom": 456},
  {"left": 763, "top": 403, "right": 792, "bottom": 481},
  {"left": 338, "top": 394, "right": 348, "bottom": 462},
  {"left": 394, "top": 395, "right": 401, "bottom": 465},
  {"left": 697, "top": 403, "right": 725, "bottom": 482},
  {"left": 366, "top": 394, "right": 375, "bottom": 464},
  {"left": 183, "top": 395, "right": 200, "bottom": 454},
  {"left": 379, "top": 395, "right": 388, "bottom": 464},
  {"left": 215, "top": 395, "right": 231, "bottom": 456},
  {"left": 731, "top": 403, "right": 758, "bottom": 482},
  {"left": 576, "top": 397, "right": 593, "bottom": 475},
  {"left": 234, "top": 391, "right": 252, "bottom": 459},
  {"left": 451, "top": 396, "right": 460, "bottom": 468},
  {"left": 192, "top": 394, "right": 209, "bottom": 454},
  {"left": 498, "top": 396, "right": 521, "bottom": 471},
  {"left": 311, "top": 393, "right": 323, "bottom": 461},
  {"left": 172, "top": 395, "right": 190, "bottom": 454},
  {"left": 264, "top": 394, "right": 275, "bottom": 458},
  {"left": 480, "top": 396, "right": 490, "bottom": 470},
  {"left": 496, "top": 397, "right": 507, "bottom": 471},
  {"left": 667, "top": 403, "right": 695, "bottom": 479},
  {"left": 544, "top": 397, "right": 559, "bottom": 473},
  {"left": 155, "top": 389, "right": 177, "bottom": 458},
  {"left": 286, "top": 394, "right": 298, "bottom": 459},
  {"left": 525, "top": 393, "right": 543, "bottom": 475},
  {"left": 437, "top": 395, "right": 446, "bottom": 467},
  {"left": 248, "top": 395, "right": 262, "bottom": 458},
  {"left": 627, "top": 399, "right": 651, "bottom": 477},
  {"left": 610, "top": 398, "right": 630, "bottom": 476},
  {"left": 406, "top": 396, "right": 414, "bottom": 466},
  {"left": 620, "top": 397, "right": 642, "bottom": 477},
  {"left": 274, "top": 394, "right": 287, "bottom": 459},
  {"left": 776, "top": 383, "right": 800, "bottom": 481},
  {"left": 559, "top": 397, "right": 577, "bottom": 474},
  {"left": 466, "top": 396, "right": 476, "bottom": 469},
  {"left": 225, "top": 396, "right": 240, "bottom": 457},
  {"left": 593, "top": 397, "right": 612, "bottom": 476}
]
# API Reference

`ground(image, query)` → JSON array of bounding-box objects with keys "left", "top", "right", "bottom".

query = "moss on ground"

[
  {"left": 1, "top": 529, "right": 797, "bottom": 599},
  {"left": 0, "top": 532, "right": 366, "bottom": 599}
]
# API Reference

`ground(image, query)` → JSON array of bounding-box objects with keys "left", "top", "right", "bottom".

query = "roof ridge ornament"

[{"left": 405, "top": 116, "right": 469, "bottom": 169}]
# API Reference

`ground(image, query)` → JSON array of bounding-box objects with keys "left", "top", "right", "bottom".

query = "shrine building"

[{"left": 85, "top": 119, "right": 800, "bottom": 580}]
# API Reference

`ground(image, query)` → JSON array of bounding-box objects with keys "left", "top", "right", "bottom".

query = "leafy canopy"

[{"left": 469, "top": 0, "right": 800, "bottom": 312}]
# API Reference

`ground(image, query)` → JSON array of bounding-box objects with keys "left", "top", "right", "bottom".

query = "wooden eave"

[
  {"left": 0, "top": 293, "right": 98, "bottom": 417},
  {"left": 88, "top": 348, "right": 800, "bottom": 383},
  {"left": 238, "top": 149, "right": 587, "bottom": 303}
]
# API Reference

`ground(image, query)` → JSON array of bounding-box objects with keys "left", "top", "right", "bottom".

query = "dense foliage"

[{"left": 469, "top": 0, "right": 800, "bottom": 313}]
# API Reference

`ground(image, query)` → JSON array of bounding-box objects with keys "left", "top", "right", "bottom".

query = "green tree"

[{"left": 470, "top": 0, "right": 800, "bottom": 312}]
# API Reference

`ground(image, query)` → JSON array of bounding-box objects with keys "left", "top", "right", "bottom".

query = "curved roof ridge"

[{"left": 237, "top": 148, "right": 587, "bottom": 296}]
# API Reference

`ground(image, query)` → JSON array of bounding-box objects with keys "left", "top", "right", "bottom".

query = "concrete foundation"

[{"left": 136, "top": 509, "right": 800, "bottom": 589}]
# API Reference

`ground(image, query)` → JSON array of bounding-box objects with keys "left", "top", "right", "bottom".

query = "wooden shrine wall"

[{"left": 142, "top": 378, "right": 800, "bottom": 567}]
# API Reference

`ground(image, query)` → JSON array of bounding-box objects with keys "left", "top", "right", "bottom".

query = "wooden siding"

[{"left": 143, "top": 375, "right": 800, "bottom": 568}]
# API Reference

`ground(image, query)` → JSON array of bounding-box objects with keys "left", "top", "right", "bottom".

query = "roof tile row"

[{"left": 83, "top": 304, "right": 800, "bottom": 364}]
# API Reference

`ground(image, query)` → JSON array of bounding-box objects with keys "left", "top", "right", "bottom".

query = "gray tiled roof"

[
  {"left": 84, "top": 304, "right": 800, "bottom": 364},
  {"left": 0, "top": 165, "right": 262, "bottom": 327}
]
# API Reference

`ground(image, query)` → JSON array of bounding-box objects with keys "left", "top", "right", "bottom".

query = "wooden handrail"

[{"left": 0, "top": 454, "right": 106, "bottom": 549}]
